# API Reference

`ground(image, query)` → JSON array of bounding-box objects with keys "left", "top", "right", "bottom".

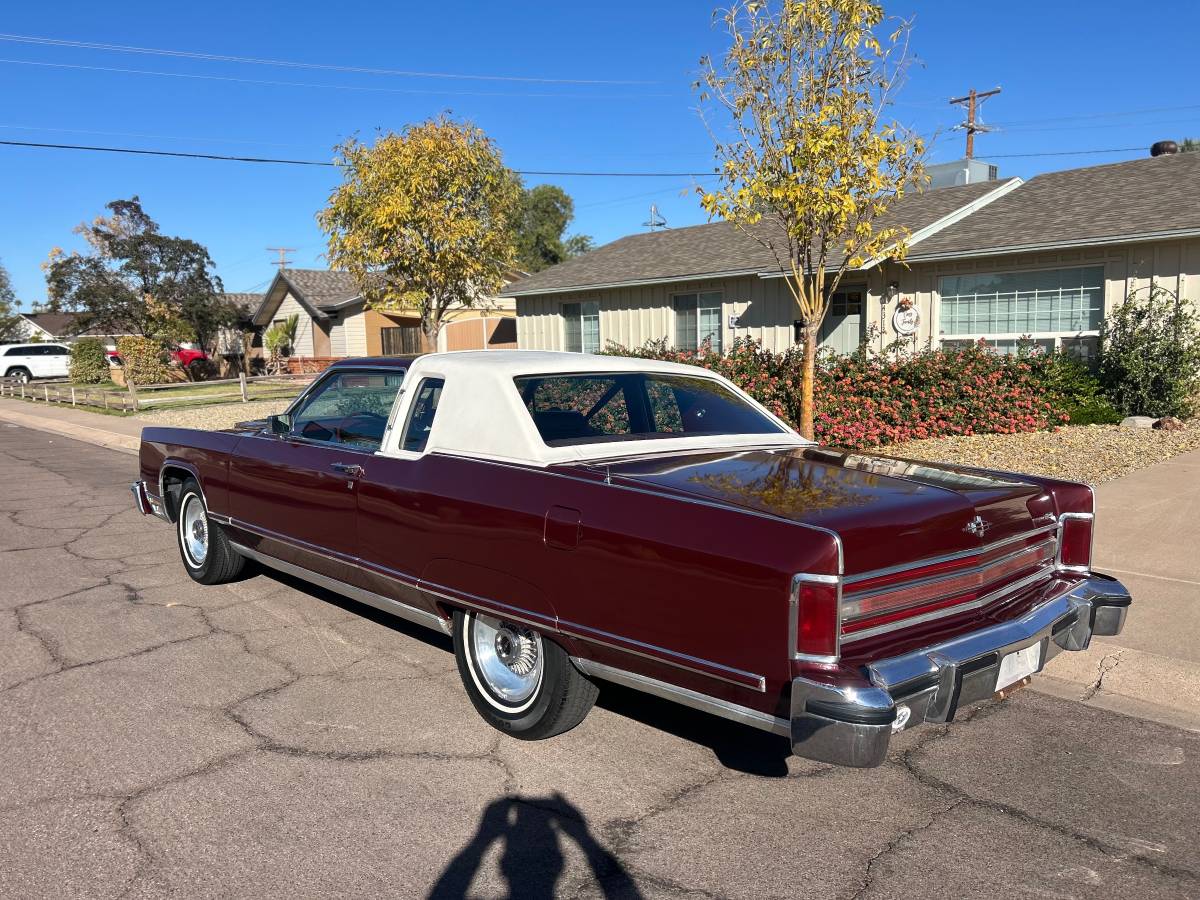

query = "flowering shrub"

[{"left": 604, "top": 337, "right": 1068, "bottom": 449}]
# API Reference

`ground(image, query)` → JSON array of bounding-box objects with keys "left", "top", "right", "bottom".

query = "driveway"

[{"left": 2, "top": 423, "right": 1198, "bottom": 899}]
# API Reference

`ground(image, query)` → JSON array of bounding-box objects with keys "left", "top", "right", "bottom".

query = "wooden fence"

[{"left": 0, "top": 372, "right": 312, "bottom": 413}]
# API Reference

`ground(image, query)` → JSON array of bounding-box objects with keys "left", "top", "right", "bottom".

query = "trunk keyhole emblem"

[{"left": 964, "top": 515, "right": 991, "bottom": 537}]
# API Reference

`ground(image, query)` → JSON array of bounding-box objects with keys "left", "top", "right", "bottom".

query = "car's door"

[
  {"left": 3, "top": 345, "right": 35, "bottom": 378},
  {"left": 227, "top": 367, "right": 405, "bottom": 567},
  {"left": 41, "top": 345, "right": 70, "bottom": 378}
]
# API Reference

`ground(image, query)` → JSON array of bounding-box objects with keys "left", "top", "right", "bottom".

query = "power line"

[
  {"left": 998, "top": 103, "right": 1200, "bottom": 127},
  {"left": 0, "top": 139, "right": 718, "bottom": 176},
  {"left": 0, "top": 137, "right": 1155, "bottom": 171},
  {"left": 0, "top": 32, "right": 660, "bottom": 85},
  {"left": 0, "top": 58, "right": 674, "bottom": 100}
]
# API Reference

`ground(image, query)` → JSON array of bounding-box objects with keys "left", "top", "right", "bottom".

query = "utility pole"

[
  {"left": 266, "top": 247, "right": 296, "bottom": 269},
  {"left": 949, "top": 87, "right": 1001, "bottom": 158}
]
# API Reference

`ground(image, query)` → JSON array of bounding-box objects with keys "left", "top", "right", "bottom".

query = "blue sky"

[{"left": 3, "top": 0, "right": 1199, "bottom": 307}]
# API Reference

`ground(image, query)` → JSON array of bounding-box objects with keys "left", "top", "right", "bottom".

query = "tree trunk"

[{"left": 799, "top": 322, "right": 819, "bottom": 440}]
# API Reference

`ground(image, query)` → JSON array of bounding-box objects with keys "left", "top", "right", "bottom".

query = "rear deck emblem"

[{"left": 964, "top": 515, "right": 992, "bottom": 537}]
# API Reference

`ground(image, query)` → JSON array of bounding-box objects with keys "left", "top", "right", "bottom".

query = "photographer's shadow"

[{"left": 428, "top": 792, "right": 642, "bottom": 900}]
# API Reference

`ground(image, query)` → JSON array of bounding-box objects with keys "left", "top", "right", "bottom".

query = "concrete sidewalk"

[
  {"left": 0, "top": 397, "right": 141, "bottom": 454},
  {"left": 1, "top": 394, "right": 1197, "bottom": 729}
]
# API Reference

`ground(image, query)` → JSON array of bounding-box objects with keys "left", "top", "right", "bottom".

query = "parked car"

[
  {"left": 106, "top": 345, "right": 211, "bottom": 378},
  {"left": 1, "top": 342, "right": 71, "bottom": 382},
  {"left": 131, "top": 352, "right": 1132, "bottom": 767}
]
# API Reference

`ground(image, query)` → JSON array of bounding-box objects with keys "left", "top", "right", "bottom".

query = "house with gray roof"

[{"left": 506, "top": 148, "right": 1200, "bottom": 362}]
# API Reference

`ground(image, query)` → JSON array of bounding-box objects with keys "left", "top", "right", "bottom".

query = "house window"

[
  {"left": 563, "top": 301, "right": 600, "bottom": 353},
  {"left": 381, "top": 326, "right": 422, "bottom": 355},
  {"left": 938, "top": 266, "right": 1104, "bottom": 354},
  {"left": 674, "top": 291, "right": 722, "bottom": 353}
]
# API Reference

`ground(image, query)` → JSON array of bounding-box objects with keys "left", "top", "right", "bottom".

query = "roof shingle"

[
  {"left": 909, "top": 151, "right": 1200, "bottom": 259},
  {"left": 280, "top": 269, "right": 361, "bottom": 310},
  {"left": 503, "top": 180, "right": 1013, "bottom": 296}
]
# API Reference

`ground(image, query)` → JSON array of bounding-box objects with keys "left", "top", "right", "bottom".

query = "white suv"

[{"left": 1, "top": 343, "right": 71, "bottom": 383}]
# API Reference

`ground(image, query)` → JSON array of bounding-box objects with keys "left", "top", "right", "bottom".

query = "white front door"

[{"left": 819, "top": 289, "right": 865, "bottom": 355}]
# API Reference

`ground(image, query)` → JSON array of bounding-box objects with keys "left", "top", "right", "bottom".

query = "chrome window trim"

[
  {"left": 226, "top": 516, "right": 767, "bottom": 692},
  {"left": 840, "top": 564, "right": 1058, "bottom": 644},
  {"left": 790, "top": 572, "right": 843, "bottom": 665},
  {"left": 571, "top": 658, "right": 789, "bottom": 737},
  {"left": 283, "top": 364, "right": 410, "bottom": 418},
  {"left": 841, "top": 522, "right": 1059, "bottom": 586}
]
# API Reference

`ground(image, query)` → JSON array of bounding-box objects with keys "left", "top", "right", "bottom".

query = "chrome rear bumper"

[
  {"left": 130, "top": 481, "right": 168, "bottom": 520},
  {"left": 790, "top": 574, "right": 1131, "bottom": 767}
]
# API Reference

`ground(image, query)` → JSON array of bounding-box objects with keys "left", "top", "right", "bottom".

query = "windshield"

[{"left": 514, "top": 372, "right": 787, "bottom": 447}]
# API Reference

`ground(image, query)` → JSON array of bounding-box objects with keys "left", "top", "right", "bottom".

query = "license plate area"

[{"left": 996, "top": 643, "right": 1042, "bottom": 691}]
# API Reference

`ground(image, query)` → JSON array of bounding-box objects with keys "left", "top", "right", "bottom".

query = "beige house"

[
  {"left": 250, "top": 269, "right": 518, "bottom": 363},
  {"left": 507, "top": 151, "right": 1200, "bottom": 363}
]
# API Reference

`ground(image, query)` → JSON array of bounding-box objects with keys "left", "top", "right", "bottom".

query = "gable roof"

[
  {"left": 909, "top": 151, "right": 1200, "bottom": 259},
  {"left": 503, "top": 179, "right": 1017, "bottom": 296},
  {"left": 19, "top": 312, "right": 132, "bottom": 338},
  {"left": 251, "top": 268, "right": 364, "bottom": 326}
]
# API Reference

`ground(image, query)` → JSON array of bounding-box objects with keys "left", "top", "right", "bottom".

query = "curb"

[{"left": 0, "top": 406, "right": 139, "bottom": 455}]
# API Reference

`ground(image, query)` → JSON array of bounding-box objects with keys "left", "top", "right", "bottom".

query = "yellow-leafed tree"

[
  {"left": 697, "top": 0, "right": 925, "bottom": 438},
  {"left": 318, "top": 116, "right": 522, "bottom": 343}
]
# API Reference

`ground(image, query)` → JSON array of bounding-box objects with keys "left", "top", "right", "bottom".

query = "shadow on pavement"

[
  {"left": 254, "top": 569, "right": 793, "bottom": 776},
  {"left": 428, "top": 792, "right": 642, "bottom": 900}
]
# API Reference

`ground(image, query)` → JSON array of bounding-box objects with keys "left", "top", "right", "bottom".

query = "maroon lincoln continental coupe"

[{"left": 132, "top": 351, "right": 1131, "bottom": 767}]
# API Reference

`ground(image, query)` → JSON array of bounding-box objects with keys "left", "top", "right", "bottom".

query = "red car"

[
  {"left": 131, "top": 352, "right": 1131, "bottom": 766},
  {"left": 106, "top": 346, "right": 209, "bottom": 373}
]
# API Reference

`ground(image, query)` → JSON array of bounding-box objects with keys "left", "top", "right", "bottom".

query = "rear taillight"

[
  {"left": 791, "top": 576, "right": 841, "bottom": 662},
  {"left": 1058, "top": 514, "right": 1093, "bottom": 573}
]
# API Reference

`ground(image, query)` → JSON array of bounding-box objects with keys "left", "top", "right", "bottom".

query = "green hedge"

[{"left": 69, "top": 338, "right": 109, "bottom": 384}]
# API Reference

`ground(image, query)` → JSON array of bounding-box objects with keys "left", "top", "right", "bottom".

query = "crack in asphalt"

[{"left": 4, "top": 428, "right": 1199, "bottom": 899}]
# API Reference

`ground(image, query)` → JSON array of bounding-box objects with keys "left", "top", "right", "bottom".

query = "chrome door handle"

[{"left": 331, "top": 462, "right": 365, "bottom": 477}]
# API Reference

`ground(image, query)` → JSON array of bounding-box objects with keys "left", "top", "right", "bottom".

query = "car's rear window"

[{"left": 514, "top": 372, "right": 786, "bottom": 447}]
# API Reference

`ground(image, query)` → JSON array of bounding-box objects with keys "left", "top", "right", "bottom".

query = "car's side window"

[
  {"left": 401, "top": 378, "right": 445, "bottom": 453},
  {"left": 6, "top": 346, "right": 32, "bottom": 356},
  {"left": 289, "top": 370, "right": 404, "bottom": 451}
]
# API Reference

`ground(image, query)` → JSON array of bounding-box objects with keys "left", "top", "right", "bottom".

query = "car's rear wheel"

[
  {"left": 6, "top": 367, "right": 31, "bottom": 384},
  {"left": 176, "top": 478, "right": 244, "bottom": 584},
  {"left": 453, "top": 609, "right": 598, "bottom": 740}
]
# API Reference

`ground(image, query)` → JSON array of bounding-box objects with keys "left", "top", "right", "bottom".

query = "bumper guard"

[{"left": 790, "top": 574, "right": 1131, "bottom": 767}]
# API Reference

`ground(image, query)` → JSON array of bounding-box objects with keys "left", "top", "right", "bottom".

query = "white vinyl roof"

[{"left": 377, "top": 350, "right": 810, "bottom": 466}]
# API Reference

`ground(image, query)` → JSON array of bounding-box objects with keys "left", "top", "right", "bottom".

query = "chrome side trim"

[
  {"left": 571, "top": 658, "right": 789, "bottom": 737},
  {"left": 559, "top": 619, "right": 767, "bottom": 692},
  {"left": 840, "top": 564, "right": 1058, "bottom": 644},
  {"left": 230, "top": 542, "right": 450, "bottom": 634},
  {"left": 842, "top": 522, "right": 1059, "bottom": 586},
  {"left": 228, "top": 517, "right": 765, "bottom": 691},
  {"left": 1055, "top": 511, "right": 1094, "bottom": 576},
  {"left": 790, "top": 572, "right": 843, "bottom": 665}
]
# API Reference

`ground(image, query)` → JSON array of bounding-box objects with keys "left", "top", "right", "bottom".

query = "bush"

[
  {"left": 116, "top": 335, "right": 172, "bottom": 386},
  {"left": 69, "top": 338, "right": 109, "bottom": 384},
  {"left": 604, "top": 336, "right": 1068, "bottom": 449},
  {"left": 1099, "top": 286, "right": 1200, "bottom": 418},
  {"left": 1022, "top": 345, "right": 1122, "bottom": 425}
]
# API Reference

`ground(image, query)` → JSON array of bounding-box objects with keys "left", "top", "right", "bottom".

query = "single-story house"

[
  {"left": 14, "top": 312, "right": 134, "bottom": 345},
  {"left": 249, "top": 268, "right": 518, "bottom": 363},
  {"left": 505, "top": 149, "right": 1200, "bottom": 363}
]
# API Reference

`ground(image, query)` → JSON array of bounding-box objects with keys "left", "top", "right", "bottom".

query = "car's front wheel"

[
  {"left": 453, "top": 609, "right": 598, "bottom": 740},
  {"left": 175, "top": 478, "right": 245, "bottom": 584}
]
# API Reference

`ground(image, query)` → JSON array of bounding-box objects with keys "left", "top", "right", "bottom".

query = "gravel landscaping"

[
  {"left": 136, "top": 398, "right": 292, "bottom": 430},
  {"left": 887, "top": 424, "right": 1200, "bottom": 485}
]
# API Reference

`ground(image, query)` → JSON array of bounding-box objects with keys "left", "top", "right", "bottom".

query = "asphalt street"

[{"left": 1, "top": 422, "right": 1198, "bottom": 899}]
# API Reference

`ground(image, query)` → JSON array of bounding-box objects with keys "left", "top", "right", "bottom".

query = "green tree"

[
  {"left": 696, "top": 0, "right": 925, "bottom": 438},
  {"left": 318, "top": 116, "right": 523, "bottom": 342},
  {"left": 0, "top": 260, "right": 23, "bottom": 342},
  {"left": 515, "top": 184, "right": 594, "bottom": 272},
  {"left": 44, "top": 197, "right": 235, "bottom": 351},
  {"left": 1180, "top": 138, "right": 1200, "bottom": 153},
  {"left": 1099, "top": 285, "right": 1200, "bottom": 418},
  {"left": 264, "top": 313, "right": 299, "bottom": 374}
]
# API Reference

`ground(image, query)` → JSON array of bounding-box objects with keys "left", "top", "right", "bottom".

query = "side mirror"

[{"left": 267, "top": 413, "right": 292, "bottom": 436}]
